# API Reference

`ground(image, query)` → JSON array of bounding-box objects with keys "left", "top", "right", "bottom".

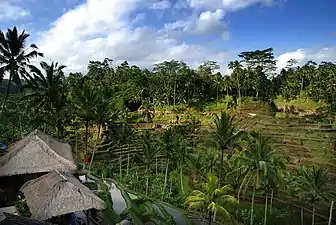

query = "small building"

[
  {"left": 0, "top": 130, "right": 77, "bottom": 205},
  {"left": 20, "top": 170, "right": 106, "bottom": 223}
]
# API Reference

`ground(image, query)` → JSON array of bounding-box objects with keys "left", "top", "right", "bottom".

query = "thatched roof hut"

[
  {"left": 20, "top": 170, "right": 106, "bottom": 221},
  {"left": 0, "top": 130, "right": 77, "bottom": 177}
]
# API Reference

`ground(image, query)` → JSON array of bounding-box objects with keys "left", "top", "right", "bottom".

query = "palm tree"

[
  {"left": 71, "top": 82, "right": 98, "bottom": 158},
  {"left": 136, "top": 130, "right": 160, "bottom": 196},
  {"left": 160, "top": 128, "right": 179, "bottom": 198},
  {"left": 294, "top": 166, "right": 335, "bottom": 225},
  {"left": 228, "top": 60, "right": 243, "bottom": 99},
  {"left": 211, "top": 111, "right": 245, "bottom": 183},
  {"left": 24, "top": 61, "right": 66, "bottom": 137},
  {"left": 235, "top": 132, "right": 285, "bottom": 225},
  {"left": 0, "top": 27, "right": 43, "bottom": 111},
  {"left": 185, "top": 174, "right": 237, "bottom": 225},
  {"left": 175, "top": 138, "right": 191, "bottom": 195}
]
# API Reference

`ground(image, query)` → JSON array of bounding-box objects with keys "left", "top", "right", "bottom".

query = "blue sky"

[{"left": 0, "top": 0, "right": 335, "bottom": 73}]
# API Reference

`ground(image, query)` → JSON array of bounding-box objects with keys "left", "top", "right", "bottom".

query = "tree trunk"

[
  {"left": 75, "top": 128, "right": 78, "bottom": 161},
  {"left": 1, "top": 71, "right": 13, "bottom": 112},
  {"left": 269, "top": 189, "right": 273, "bottom": 215},
  {"left": 85, "top": 119, "right": 89, "bottom": 154},
  {"left": 89, "top": 124, "right": 101, "bottom": 171},
  {"left": 180, "top": 166, "right": 184, "bottom": 194},
  {"left": 146, "top": 165, "right": 149, "bottom": 196},
  {"left": 208, "top": 212, "right": 212, "bottom": 225},
  {"left": 173, "top": 80, "right": 176, "bottom": 107},
  {"left": 328, "top": 201, "right": 334, "bottom": 225},
  {"left": 311, "top": 205, "right": 315, "bottom": 225},
  {"left": 251, "top": 185, "right": 256, "bottom": 225},
  {"left": 127, "top": 151, "right": 130, "bottom": 176},
  {"left": 156, "top": 156, "right": 158, "bottom": 176},
  {"left": 169, "top": 176, "right": 172, "bottom": 195},
  {"left": 301, "top": 206, "right": 304, "bottom": 225},
  {"left": 163, "top": 159, "right": 169, "bottom": 200},
  {"left": 119, "top": 145, "right": 122, "bottom": 182},
  {"left": 216, "top": 85, "right": 219, "bottom": 103},
  {"left": 219, "top": 148, "right": 224, "bottom": 184},
  {"left": 264, "top": 193, "right": 268, "bottom": 225},
  {"left": 301, "top": 77, "right": 304, "bottom": 93}
]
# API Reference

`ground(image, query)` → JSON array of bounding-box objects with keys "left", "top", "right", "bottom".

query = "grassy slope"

[{"left": 132, "top": 99, "right": 336, "bottom": 177}]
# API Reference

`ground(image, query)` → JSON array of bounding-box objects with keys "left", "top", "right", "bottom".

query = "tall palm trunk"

[
  {"left": 146, "top": 164, "right": 149, "bottom": 196},
  {"left": 119, "top": 145, "right": 122, "bottom": 182},
  {"left": 269, "top": 189, "right": 273, "bottom": 215},
  {"left": 219, "top": 148, "right": 225, "bottom": 184},
  {"left": 85, "top": 119, "right": 89, "bottom": 154},
  {"left": 180, "top": 166, "right": 184, "bottom": 194},
  {"left": 251, "top": 185, "right": 256, "bottom": 225},
  {"left": 127, "top": 146, "right": 130, "bottom": 176},
  {"left": 162, "top": 159, "right": 169, "bottom": 200},
  {"left": 311, "top": 205, "right": 315, "bottom": 225},
  {"left": 1, "top": 70, "right": 13, "bottom": 112},
  {"left": 75, "top": 129, "right": 78, "bottom": 160},
  {"left": 155, "top": 156, "right": 158, "bottom": 176},
  {"left": 89, "top": 124, "right": 101, "bottom": 171},
  {"left": 173, "top": 80, "right": 177, "bottom": 107},
  {"left": 264, "top": 193, "right": 268, "bottom": 225},
  {"left": 301, "top": 206, "right": 304, "bottom": 225},
  {"left": 328, "top": 201, "right": 334, "bottom": 225}
]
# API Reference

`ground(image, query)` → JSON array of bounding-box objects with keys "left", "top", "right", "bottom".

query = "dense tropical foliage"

[{"left": 1, "top": 27, "right": 336, "bottom": 225}]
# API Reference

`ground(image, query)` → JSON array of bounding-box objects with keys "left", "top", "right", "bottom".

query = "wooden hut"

[
  {"left": 0, "top": 130, "right": 77, "bottom": 205},
  {"left": 20, "top": 170, "right": 106, "bottom": 223}
]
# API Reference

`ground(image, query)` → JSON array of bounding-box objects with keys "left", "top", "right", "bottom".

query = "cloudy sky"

[{"left": 0, "top": 0, "right": 335, "bottom": 73}]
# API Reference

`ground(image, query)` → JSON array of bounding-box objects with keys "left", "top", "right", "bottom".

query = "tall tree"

[
  {"left": 24, "top": 61, "right": 67, "bottom": 137},
  {"left": 136, "top": 130, "right": 160, "bottom": 196},
  {"left": 228, "top": 60, "right": 243, "bottom": 99},
  {"left": 235, "top": 132, "right": 285, "bottom": 225},
  {"left": 294, "top": 166, "right": 335, "bottom": 225},
  {"left": 238, "top": 48, "right": 276, "bottom": 73},
  {"left": 0, "top": 27, "right": 43, "bottom": 110},
  {"left": 212, "top": 111, "right": 245, "bottom": 184}
]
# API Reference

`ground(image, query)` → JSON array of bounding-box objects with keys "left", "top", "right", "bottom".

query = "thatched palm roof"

[
  {"left": 20, "top": 170, "right": 106, "bottom": 220},
  {"left": 0, "top": 130, "right": 77, "bottom": 177}
]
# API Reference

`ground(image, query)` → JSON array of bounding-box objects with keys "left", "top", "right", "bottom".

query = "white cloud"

[
  {"left": 164, "top": 9, "right": 227, "bottom": 38},
  {"left": 276, "top": 47, "right": 336, "bottom": 72},
  {"left": 186, "top": 0, "right": 273, "bottom": 11},
  {"left": 37, "top": 0, "right": 232, "bottom": 73},
  {"left": 194, "top": 9, "right": 226, "bottom": 35},
  {"left": 0, "top": 0, "right": 29, "bottom": 20},
  {"left": 149, "top": 0, "right": 171, "bottom": 10}
]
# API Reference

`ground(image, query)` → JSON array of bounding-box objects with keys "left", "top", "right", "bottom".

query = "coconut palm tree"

[
  {"left": 235, "top": 132, "right": 285, "bottom": 225},
  {"left": 294, "top": 166, "right": 335, "bottom": 225},
  {"left": 228, "top": 60, "right": 243, "bottom": 99},
  {"left": 0, "top": 27, "right": 43, "bottom": 111},
  {"left": 185, "top": 174, "right": 237, "bottom": 225},
  {"left": 136, "top": 130, "right": 160, "bottom": 196},
  {"left": 211, "top": 111, "right": 245, "bottom": 183},
  {"left": 71, "top": 82, "right": 98, "bottom": 157},
  {"left": 24, "top": 61, "right": 67, "bottom": 137},
  {"left": 160, "top": 128, "right": 179, "bottom": 198}
]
